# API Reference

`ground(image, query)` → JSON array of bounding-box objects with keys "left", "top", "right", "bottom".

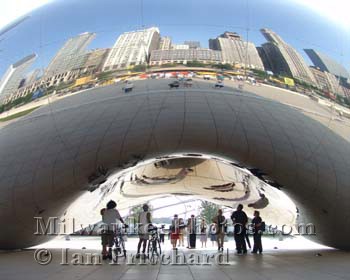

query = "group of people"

[
  {"left": 231, "top": 204, "right": 264, "bottom": 254},
  {"left": 99, "top": 200, "right": 264, "bottom": 260},
  {"left": 169, "top": 204, "right": 264, "bottom": 254},
  {"left": 169, "top": 214, "right": 198, "bottom": 249}
]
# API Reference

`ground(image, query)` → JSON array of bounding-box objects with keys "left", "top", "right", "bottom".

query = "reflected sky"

[{"left": 0, "top": 0, "right": 349, "bottom": 77}]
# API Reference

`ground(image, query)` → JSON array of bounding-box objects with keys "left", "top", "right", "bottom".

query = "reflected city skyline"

[
  {"left": 0, "top": 0, "right": 349, "bottom": 76},
  {"left": 1, "top": 19, "right": 349, "bottom": 108}
]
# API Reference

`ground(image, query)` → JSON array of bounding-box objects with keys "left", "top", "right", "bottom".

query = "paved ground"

[
  {"left": 1, "top": 236, "right": 349, "bottom": 280},
  {"left": 6, "top": 77, "right": 349, "bottom": 140}
]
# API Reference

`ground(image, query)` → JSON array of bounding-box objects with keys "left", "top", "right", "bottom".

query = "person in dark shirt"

[
  {"left": 251, "top": 210, "right": 263, "bottom": 254},
  {"left": 231, "top": 204, "right": 248, "bottom": 254}
]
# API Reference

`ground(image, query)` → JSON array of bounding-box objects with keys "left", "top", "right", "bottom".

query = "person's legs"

[
  {"left": 234, "top": 234, "right": 240, "bottom": 253},
  {"left": 191, "top": 234, "right": 196, "bottom": 248},
  {"left": 240, "top": 230, "right": 247, "bottom": 253},
  {"left": 137, "top": 237, "right": 142, "bottom": 254},
  {"left": 180, "top": 233, "right": 184, "bottom": 246},
  {"left": 142, "top": 238, "right": 147, "bottom": 253},
  {"left": 237, "top": 234, "right": 245, "bottom": 254},
  {"left": 217, "top": 234, "right": 222, "bottom": 250},
  {"left": 107, "top": 233, "right": 114, "bottom": 259},
  {"left": 252, "top": 234, "right": 258, "bottom": 253},
  {"left": 242, "top": 236, "right": 247, "bottom": 253},
  {"left": 101, "top": 234, "right": 108, "bottom": 258},
  {"left": 192, "top": 234, "right": 196, "bottom": 248},
  {"left": 257, "top": 234, "right": 262, "bottom": 253},
  {"left": 171, "top": 237, "right": 177, "bottom": 249}
]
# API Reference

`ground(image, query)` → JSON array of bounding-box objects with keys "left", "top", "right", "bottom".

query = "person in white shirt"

[
  {"left": 100, "top": 200, "right": 125, "bottom": 260},
  {"left": 136, "top": 204, "right": 151, "bottom": 258}
]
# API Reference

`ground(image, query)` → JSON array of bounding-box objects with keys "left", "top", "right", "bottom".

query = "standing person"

[
  {"left": 209, "top": 222, "right": 217, "bottom": 247},
  {"left": 200, "top": 219, "right": 208, "bottom": 248},
  {"left": 171, "top": 214, "right": 180, "bottom": 249},
  {"left": 186, "top": 218, "right": 191, "bottom": 248},
  {"left": 159, "top": 225, "right": 165, "bottom": 244},
  {"left": 178, "top": 218, "right": 186, "bottom": 247},
  {"left": 188, "top": 214, "right": 197, "bottom": 249},
  {"left": 231, "top": 204, "right": 248, "bottom": 255},
  {"left": 136, "top": 204, "right": 151, "bottom": 258},
  {"left": 100, "top": 200, "right": 125, "bottom": 260},
  {"left": 251, "top": 210, "right": 263, "bottom": 254},
  {"left": 213, "top": 209, "right": 226, "bottom": 251}
]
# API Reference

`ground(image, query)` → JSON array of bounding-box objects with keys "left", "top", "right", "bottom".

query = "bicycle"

[
  {"left": 147, "top": 225, "right": 162, "bottom": 263},
  {"left": 112, "top": 224, "right": 127, "bottom": 262}
]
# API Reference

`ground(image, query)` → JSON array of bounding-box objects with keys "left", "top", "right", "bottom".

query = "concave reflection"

[{"left": 64, "top": 156, "right": 296, "bottom": 235}]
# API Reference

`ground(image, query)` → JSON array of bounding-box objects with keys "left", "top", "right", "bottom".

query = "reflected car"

[
  {"left": 214, "top": 80, "right": 224, "bottom": 88},
  {"left": 169, "top": 80, "right": 180, "bottom": 88}
]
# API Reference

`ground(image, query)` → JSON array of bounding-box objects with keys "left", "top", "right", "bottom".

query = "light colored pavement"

[
  {"left": 6, "top": 77, "right": 350, "bottom": 140},
  {"left": 1, "top": 237, "right": 349, "bottom": 280}
]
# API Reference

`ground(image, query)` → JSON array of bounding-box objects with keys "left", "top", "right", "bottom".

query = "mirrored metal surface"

[{"left": 0, "top": 0, "right": 349, "bottom": 249}]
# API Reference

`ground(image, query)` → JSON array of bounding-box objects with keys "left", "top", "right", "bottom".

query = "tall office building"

[
  {"left": 260, "top": 28, "right": 315, "bottom": 85},
  {"left": 159, "top": 36, "right": 172, "bottom": 50},
  {"left": 103, "top": 27, "right": 160, "bottom": 70},
  {"left": 82, "top": 48, "right": 110, "bottom": 73},
  {"left": 304, "top": 49, "right": 349, "bottom": 82},
  {"left": 45, "top": 32, "right": 95, "bottom": 77},
  {"left": 150, "top": 48, "right": 222, "bottom": 66},
  {"left": 256, "top": 46, "right": 273, "bottom": 71},
  {"left": 23, "top": 69, "right": 42, "bottom": 86},
  {"left": 209, "top": 32, "right": 264, "bottom": 70},
  {"left": 184, "top": 41, "right": 201, "bottom": 49},
  {"left": 172, "top": 44, "right": 190, "bottom": 50},
  {"left": 0, "top": 53, "right": 37, "bottom": 103}
]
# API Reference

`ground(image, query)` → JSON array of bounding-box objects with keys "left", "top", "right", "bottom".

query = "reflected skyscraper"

[
  {"left": 184, "top": 41, "right": 201, "bottom": 49},
  {"left": 209, "top": 31, "right": 264, "bottom": 69},
  {"left": 102, "top": 27, "right": 160, "bottom": 70},
  {"left": 45, "top": 32, "right": 96, "bottom": 77},
  {"left": 159, "top": 36, "right": 172, "bottom": 50},
  {"left": 0, "top": 53, "right": 37, "bottom": 103},
  {"left": 260, "top": 28, "right": 316, "bottom": 85},
  {"left": 304, "top": 49, "right": 350, "bottom": 83}
]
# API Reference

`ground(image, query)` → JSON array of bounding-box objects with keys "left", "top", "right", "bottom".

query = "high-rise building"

[
  {"left": 23, "top": 69, "right": 42, "bottom": 86},
  {"left": 324, "top": 71, "right": 345, "bottom": 97},
  {"left": 259, "top": 42, "right": 291, "bottom": 76},
  {"left": 150, "top": 48, "right": 222, "bottom": 66},
  {"left": 309, "top": 66, "right": 331, "bottom": 92},
  {"left": 260, "top": 28, "right": 315, "bottom": 85},
  {"left": 0, "top": 53, "right": 37, "bottom": 103},
  {"left": 304, "top": 49, "right": 350, "bottom": 82},
  {"left": 209, "top": 32, "right": 264, "bottom": 70},
  {"left": 184, "top": 41, "right": 201, "bottom": 49},
  {"left": 45, "top": 32, "right": 95, "bottom": 77},
  {"left": 172, "top": 44, "right": 190, "bottom": 50},
  {"left": 103, "top": 27, "right": 160, "bottom": 71},
  {"left": 159, "top": 36, "right": 172, "bottom": 50},
  {"left": 82, "top": 48, "right": 110, "bottom": 73},
  {"left": 256, "top": 46, "right": 273, "bottom": 71}
]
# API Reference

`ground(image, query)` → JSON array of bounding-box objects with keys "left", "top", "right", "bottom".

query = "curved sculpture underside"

[{"left": 1, "top": 82, "right": 350, "bottom": 249}]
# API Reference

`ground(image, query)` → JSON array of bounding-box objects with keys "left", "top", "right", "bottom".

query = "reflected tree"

[{"left": 200, "top": 201, "right": 219, "bottom": 223}]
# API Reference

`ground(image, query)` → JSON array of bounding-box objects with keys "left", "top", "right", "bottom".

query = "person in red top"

[{"left": 170, "top": 214, "right": 180, "bottom": 249}]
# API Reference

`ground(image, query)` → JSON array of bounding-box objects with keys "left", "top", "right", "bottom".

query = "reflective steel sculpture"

[{"left": 0, "top": 0, "right": 349, "bottom": 249}]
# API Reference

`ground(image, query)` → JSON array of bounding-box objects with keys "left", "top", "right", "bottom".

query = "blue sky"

[{"left": 0, "top": 0, "right": 349, "bottom": 77}]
